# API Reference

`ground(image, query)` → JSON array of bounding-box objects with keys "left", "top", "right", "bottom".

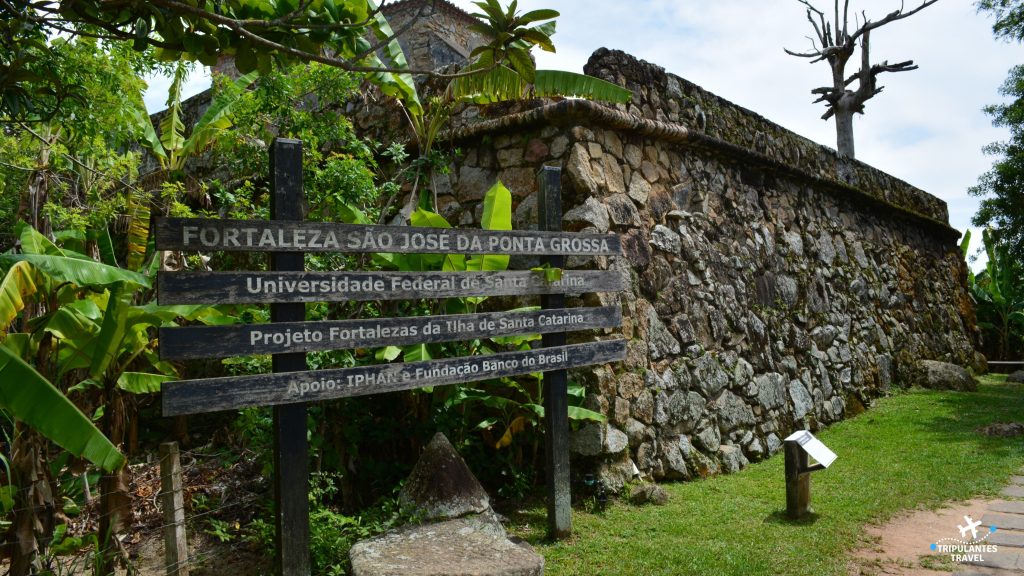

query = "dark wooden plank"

[
  {"left": 162, "top": 340, "right": 627, "bottom": 416},
  {"left": 159, "top": 306, "right": 622, "bottom": 360},
  {"left": 157, "top": 270, "right": 624, "bottom": 305},
  {"left": 155, "top": 217, "right": 622, "bottom": 256},
  {"left": 267, "top": 138, "right": 310, "bottom": 576},
  {"left": 538, "top": 166, "right": 572, "bottom": 540}
]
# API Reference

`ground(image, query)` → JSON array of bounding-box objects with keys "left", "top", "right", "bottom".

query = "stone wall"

[
  {"left": 432, "top": 49, "right": 977, "bottom": 489},
  {"left": 385, "top": 0, "right": 489, "bottom": 71}
]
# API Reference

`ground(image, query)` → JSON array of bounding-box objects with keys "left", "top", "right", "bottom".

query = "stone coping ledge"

[{"left": 444, "top": 99, "right": 960, "bottom": 242}]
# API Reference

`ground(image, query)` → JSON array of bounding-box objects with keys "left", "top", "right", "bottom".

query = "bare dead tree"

[{"left": 785, "top": 0, "right": 940, "bottom": 158}]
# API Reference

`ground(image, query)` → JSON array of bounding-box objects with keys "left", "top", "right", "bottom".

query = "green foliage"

[
  {"left": 447, "top": 67, "right": 633, "bottom": 105},
  {"left": 971, "top": 64, "right": 1024, "bottom": 262},
  {"left": 467, "top": 1, "right": 560, "bottom": 83},
  {"left": 3, "top": 1, "right": 389, "bottom": 82},
  {"left": 966, "top": 229, "right": 1024, "bottom": 359},
  {"left": 0, "top": 346, "right": 124, "bottom": 472},
  {"left": 978, "top": 0, "right": 1024, "bottom": 42},
  {"left": 0, "top": 38, "right": 151, "bottom": 238},
  {"left": 212, "top": 62, "right": 384, "bottom": 227},
  {"left": 131, "top": 63, "right": 258, "bottom": 174}
]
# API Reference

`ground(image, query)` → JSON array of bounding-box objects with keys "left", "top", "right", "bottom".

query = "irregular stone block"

[
  {"left": 693, "top": 353, "right": 729, "bottom": 397},
  {"left": 563, "top": 196, "right": 610, "bottom": 233},
  {"left": 398, "top": 433, "right": 489, "bottom": 521},
  {"left": 650, "top": 224, "right": 681, "bottom": 255},
  {"left": 629, "top": 482, "right": 670, "bottom": 506},
  {"left": 714, "top": 391, "right": 755, "bottom": 432},
  {"left": 606, "top": 193, "right": 641, "bottom": 227},
  {"left": 350, "top": 512, "right": 543, "bottom": 576},
  {"left": 789, "top": 379, "right": 813, "bottom": 421},
  {"left": 917, "top": 360, "right": 978, "bottom": 391},
  {"left": 718, "top": 444, "right": 749, "bottom": 474}
]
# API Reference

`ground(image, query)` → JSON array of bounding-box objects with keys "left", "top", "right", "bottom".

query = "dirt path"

[{"left": 850, "top": 470, "right": 1024, "bottom": 576}]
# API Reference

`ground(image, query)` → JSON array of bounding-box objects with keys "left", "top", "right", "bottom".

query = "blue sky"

[{"left": 146, "top": 0, "right": 1021, "bottom": 270}]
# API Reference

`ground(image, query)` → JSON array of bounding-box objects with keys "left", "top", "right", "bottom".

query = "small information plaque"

[{"left": 784, "top": 430, "right": 837, "bottom": 468}]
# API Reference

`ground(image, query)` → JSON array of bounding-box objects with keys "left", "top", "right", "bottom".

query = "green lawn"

[{"left": 511, "top": 376, "right": 1024, "bottom": 576}]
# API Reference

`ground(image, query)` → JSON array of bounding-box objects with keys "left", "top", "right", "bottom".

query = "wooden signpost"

[{"left": 155, "top": 139, "right": 625, "bottom": 575}]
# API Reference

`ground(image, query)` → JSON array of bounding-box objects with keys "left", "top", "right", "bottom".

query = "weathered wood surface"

[
  {"left": 160, "top": 306, "right": 622, "bottom": 360},
  {"left": 157, "top": 270, "right": 624, "bottom": 305},
  {"left": 162, "top": 340, "right": 626, "bottom": 416},
  {"left": 159, "top": 442, "right": 188, "bottom": 576},
  {"left": 784, "top": 439, "right": 812, "bottom": 519},
  {"left": 538, "top": 166, "right": 572, "bottom": 540},
  {"left": 155, "top": 217, "right": 621, "bottom": 256},
  {"left": 267, "top": 138, "right": 310, "bottom": 576}
]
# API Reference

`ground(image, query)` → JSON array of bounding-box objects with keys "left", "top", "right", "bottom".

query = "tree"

[
  {"left": 971, "top": 65, "right": 1024, "bottom": 261},
  {"left": 785, "top": 0, "right": 940, "bottom": 158},
  {"left": 978, "top": 0, "right": 1024, "bottom": 41},
  {"left": 382, "top": 0, "right": 631, "bottom": 218},
  {"left": 964, "top": 228, "right": 1024, "bottom": 359},
  {"left": 970, "top": 1, "right": 1024, "bottom": 261},
  {"left": 0, "top": 0, "right": 533, "bottom": 123}
]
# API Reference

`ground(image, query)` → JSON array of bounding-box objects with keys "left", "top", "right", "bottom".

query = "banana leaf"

[
  {"left": 447, "top": 66, "right": 632, "bottom": 105},
  {"left": 159, "top": 64, "right": 187, "bottom": 156},
  {"left": 0, "top": 260, "right": 42, "bottom": 337},
  {"left": 117, "top": 372, "right": 174, "bottom": 394},
  {"left": 467, "top": 181, "right": 512, "bottom": 272},
  {"left": 180, "top": 71, "right": 258, "bottom": 161},
  {"left": 364, "top": 0, "right": 422, "bottom": 116},
  {"left": 0, "top": 254, "right": 150, "bottom": 290},
  {"left": 17, "top": 221, "right": 64, "bottom": 256},
  {"left": 0, "top": 346, "right": 125, "bottom": 472},
  {"left": 125, "top": 198, "right": 150, "bottom": 272}
]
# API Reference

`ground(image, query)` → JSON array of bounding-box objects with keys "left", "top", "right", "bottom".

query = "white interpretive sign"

[{"left": 784, "top": 430, "right": 837, "bottom": 468}]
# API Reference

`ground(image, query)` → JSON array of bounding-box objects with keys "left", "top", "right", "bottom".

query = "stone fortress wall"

[
  {"left": 179, "top": 0, "right": 979, "bottom": 488},
  {"left": 431, "top": 48, "right": 978, "bottom": 488}
]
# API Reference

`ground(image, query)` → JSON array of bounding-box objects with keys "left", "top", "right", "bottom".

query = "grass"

[{"left": 508, "top": 376, "right": 1024, "bottom": 576}]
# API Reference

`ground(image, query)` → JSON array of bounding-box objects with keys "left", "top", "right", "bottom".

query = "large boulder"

[
  {"left": 1007, "top": 370, "right": 1024, "bottom": 384},
  {"left": 917, "top": 360, "right": 978, "bottom": 392},
  {"left": 350, "top": 512, "right": 543, "bottom": 576},
  {"left": 398, "top": 432, "right": 490, "bottom": 521}
]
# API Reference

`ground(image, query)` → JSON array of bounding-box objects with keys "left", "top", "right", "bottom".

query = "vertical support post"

[
  {"left": 270, "top": 139, "right": 311, "bottom": 576},
  {"left": 784, "top": 439, "right": 811, "bottom": 519},
  {"left": 160, "top": 442, "right": 188, "bottom": 576},
  {"left": 538, "top": 166, "right": 571, "bottom": 539}
]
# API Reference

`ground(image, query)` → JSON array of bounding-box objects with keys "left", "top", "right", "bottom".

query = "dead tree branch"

[{"left": 783, "top": 0, "right": 940, "bottom": 157}]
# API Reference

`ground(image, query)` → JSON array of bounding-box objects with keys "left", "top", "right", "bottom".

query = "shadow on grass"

[
  {"left": 908, "top": 382, "right": 1024, "bottom": 457},
  {"left": 762, "top": 510, "right": 821, "bottom": 526}
]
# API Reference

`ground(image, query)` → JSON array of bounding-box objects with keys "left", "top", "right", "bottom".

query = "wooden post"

[
  {"left": 270, "top": 139, "right": 311, "bottom": 576},
  {"left": 538, "top": 166, "right": 571, "bottom": 539},
  {"left": 160, "top": 442, "right": 188, "bottom": 576},
  {"left": 784, "top": 439, "right": 812, "bottom": 519}
]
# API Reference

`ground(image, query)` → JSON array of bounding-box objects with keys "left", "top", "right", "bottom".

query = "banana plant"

[
  {"left": 366, "top": 0, "right": 631, "bottom": 215},
  {"left": 970, "top": 228, "right": 1024, "bottom": 360},
  {"left": 130, "top": 63, "right": 259, "bottom": 174},
  {"left": 1, "top": 220, "right": 232, "bottom": 573},
  {"left": 126, "top": 63, "right": 257, "bottom": 271},
  {"left": 0, "top": 222, "right": 153, "bottom": 468}
]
